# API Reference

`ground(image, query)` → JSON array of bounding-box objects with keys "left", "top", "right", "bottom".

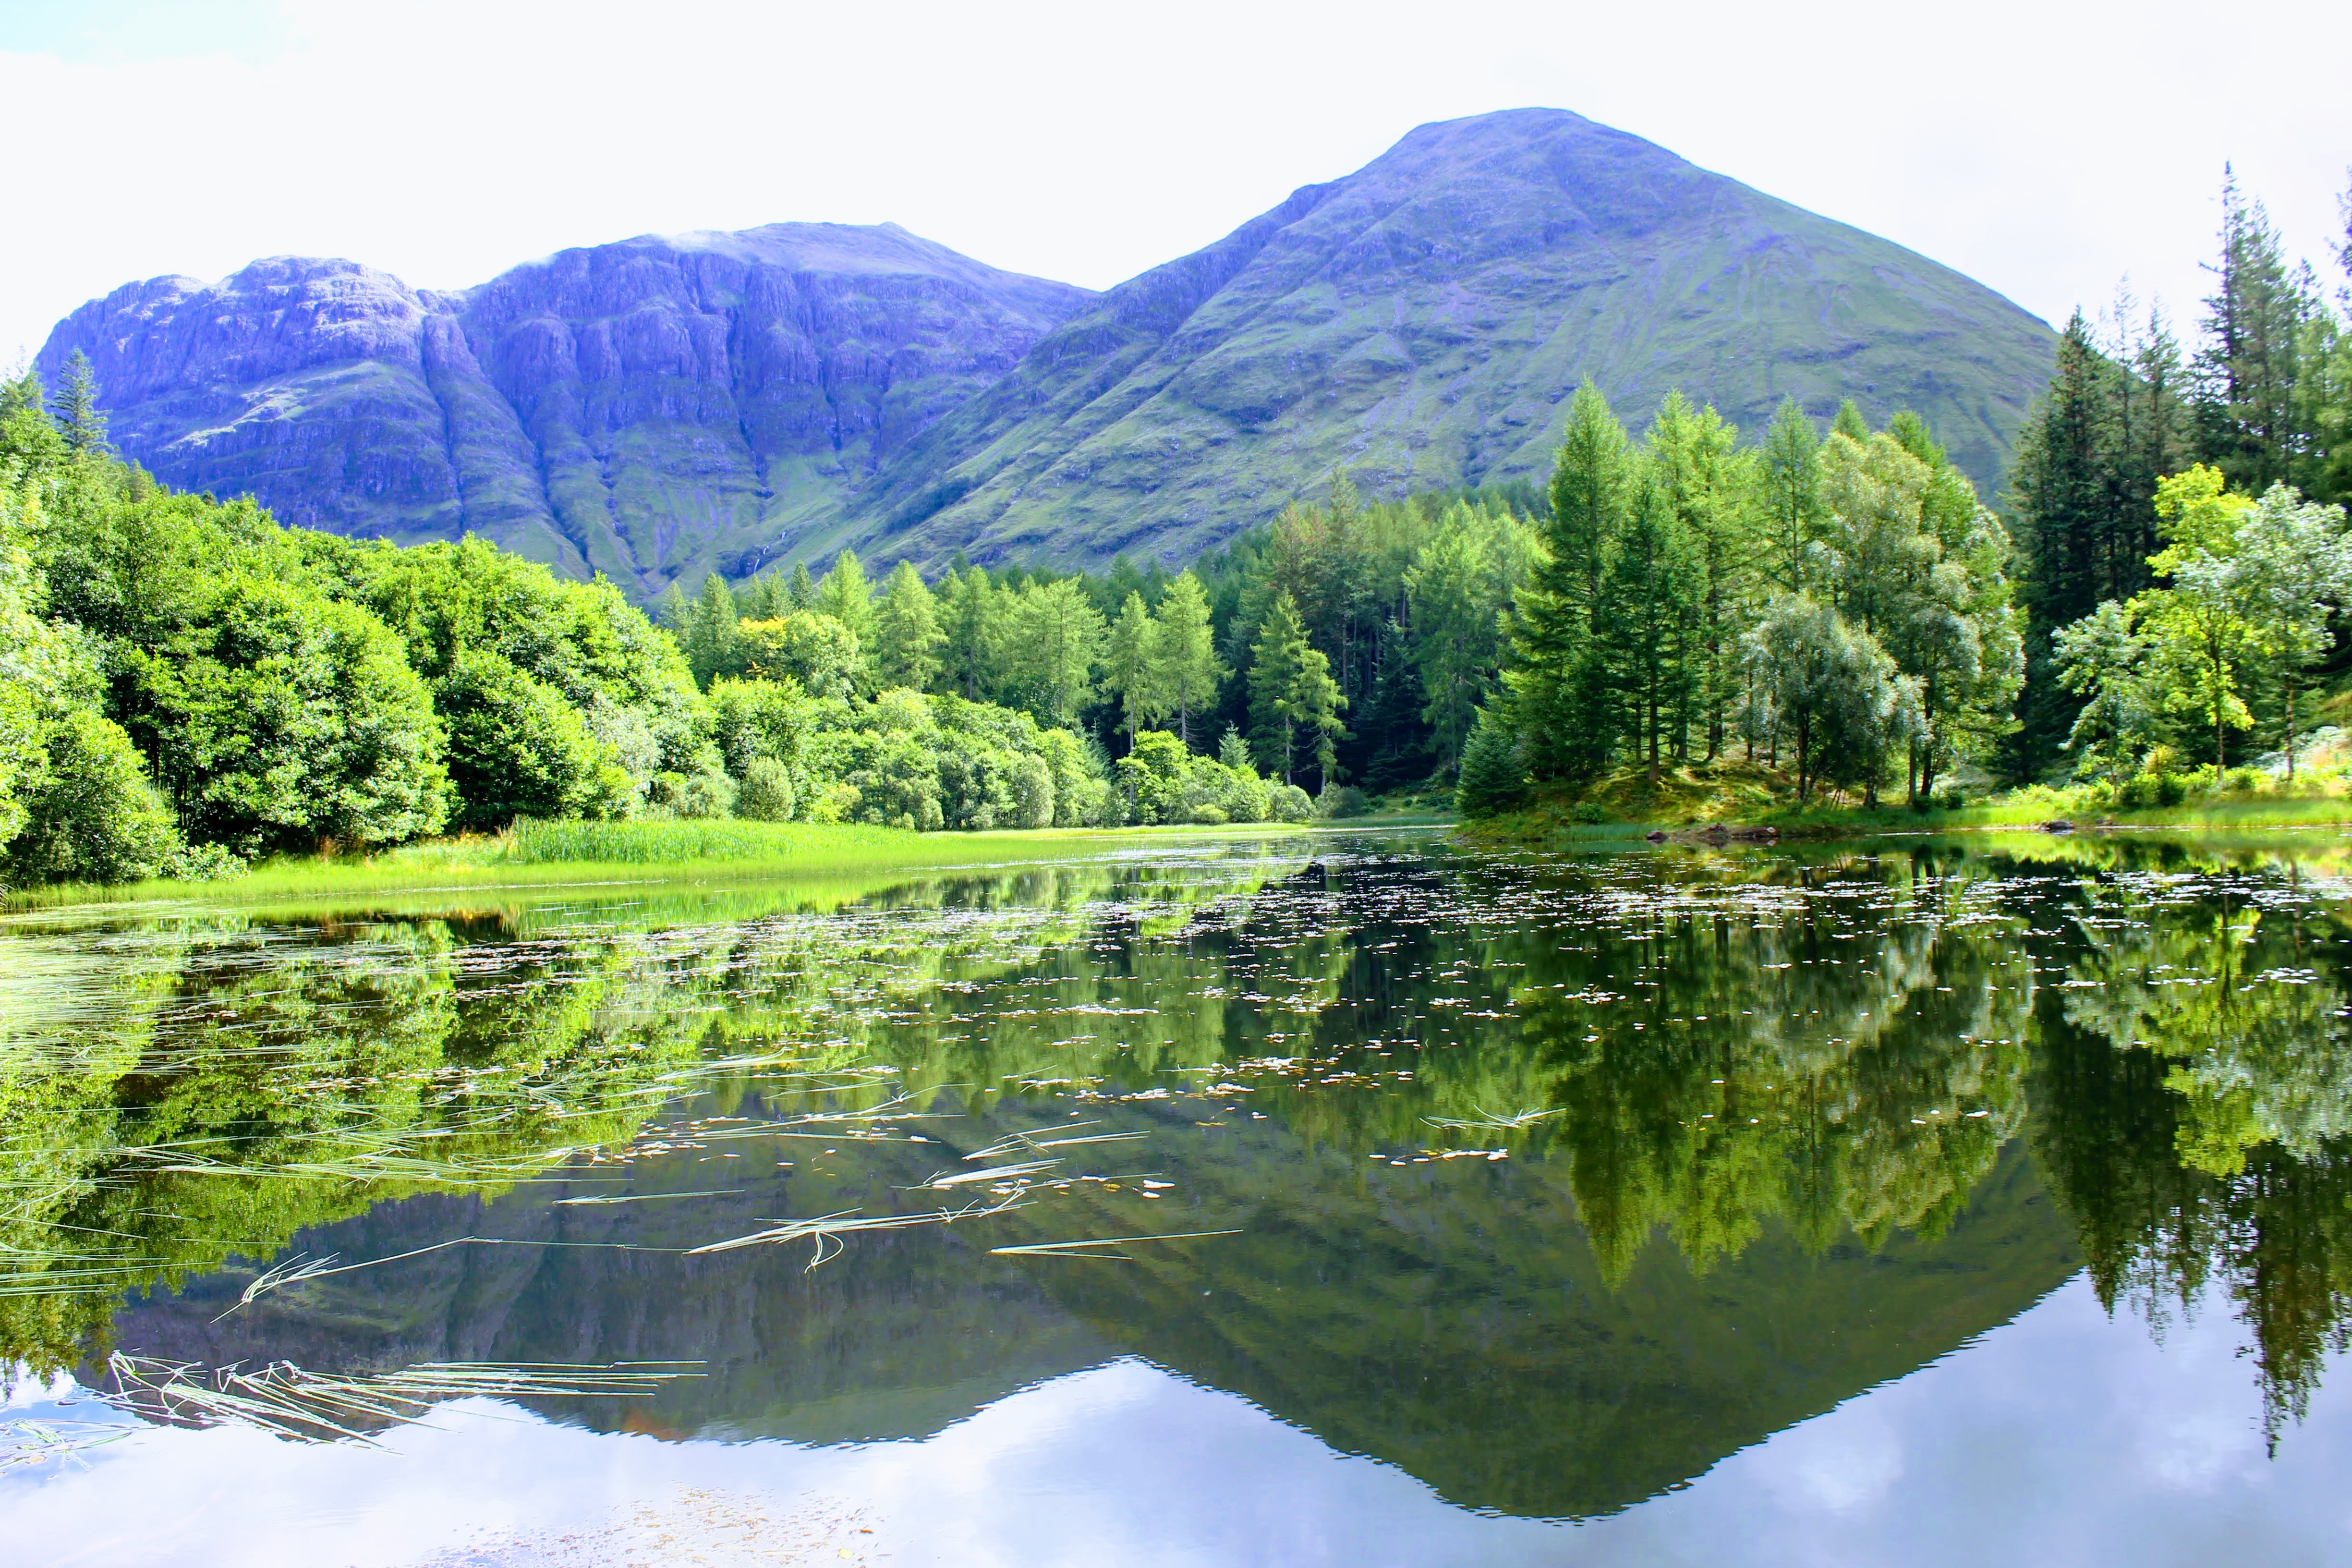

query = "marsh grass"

[
  {"left": 3, "top": 819, "right": 1314, "bottom": 914},
  {"left": 988, "top": 1229, "right": 1243, "bottom": 1261},
  {"left": 683, "top": 1197, "right": 1019, "bottom": 1268},
  {"left": 97, "top": 1353, "right": 700, "bottom": 1445}
]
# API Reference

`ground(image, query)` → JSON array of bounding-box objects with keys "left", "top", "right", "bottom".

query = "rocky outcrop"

[{"left": 39, "top": 225, "right": 1094, "bottom": 595}]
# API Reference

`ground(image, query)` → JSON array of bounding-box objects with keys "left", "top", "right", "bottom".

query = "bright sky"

[{"left": 3, "top": 0, "right": 2347, "bottom": 375}]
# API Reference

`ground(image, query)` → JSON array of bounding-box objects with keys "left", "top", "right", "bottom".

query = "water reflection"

[{"left": 3, "top": 832, "right": 2351, "bottom": 1527}]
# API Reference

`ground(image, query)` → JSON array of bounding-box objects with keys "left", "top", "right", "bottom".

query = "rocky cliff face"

[
  {"left": 839, "top": 108, "right": 2058, "bottom": 569},
  {"left": 38, "top": 225, "right": 1094, "bottom": 594}
]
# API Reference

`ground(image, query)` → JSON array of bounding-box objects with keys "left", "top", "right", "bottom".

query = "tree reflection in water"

[{"left": 3, "top": 833, "right": 2350, "bottom": 1503}]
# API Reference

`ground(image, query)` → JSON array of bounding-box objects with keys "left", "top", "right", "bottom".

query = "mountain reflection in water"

[{"left": 2, "top": 831, "right": 2349, "bottom": 1548}]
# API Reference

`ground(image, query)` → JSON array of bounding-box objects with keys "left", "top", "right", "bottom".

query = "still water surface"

[{"left": 2, "top": 830, "right": 2349, "bottom": 1565}]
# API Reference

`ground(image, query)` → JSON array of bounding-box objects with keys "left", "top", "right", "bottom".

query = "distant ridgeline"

[{"left": 37, "top": 109, "right": 2056, "bottom": 596}]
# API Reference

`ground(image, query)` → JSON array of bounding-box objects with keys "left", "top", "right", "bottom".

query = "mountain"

[
  {"left": 834, "top": 108, "right": 2057, "bottom": 569},
  {"left": 40, "top": 108, "right": 2057, "bottom": 590},
  {"left": 35, "top": 225, "right": 1094, "bottom": 594}
]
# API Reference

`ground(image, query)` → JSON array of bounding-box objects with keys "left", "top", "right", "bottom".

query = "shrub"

[
  {"left": 438, "top": 652, "right": 628, "bottom": 828},
  {"left": 1115, "top": 730, "right": 1191, "bottom": 825},
  {"left": 736, "top": 757, "right": 796, "bottom": 822},
  {"left": 1572, "top": 801, "right": 1608, "bottom": 824},
  {"left": 128, "top": 574, "right": 452, "bottom": 849},
  {"left": 2119, "top": 772, "right": 2190, "bottom": 809},
  {"left": 2224, "top": 767, "right": 2265, "bottom": 793},
  {"left": 1268, "top": 783, "right": 1315, "bottom": 822},
  {"left": 4, "top": 709, "right": 181, "bottom": 884},
  {"left": 1185, "top": 804, "right": 1230, "bottom": 825},
  {"left": 803, "top": 780, "right": 861, "bottom": 824},
  {"left": 648, "top": 768, "right": 737, "bottom": 820},
  {"left": 161, "top": 841, "right": 247, "bottom": 882},
  {"left": 1317, "top": 785, "right": 1371, "bottom": 819},
  {"left": 1009, "top": 753, "right": 1055, "bottom": 829}
]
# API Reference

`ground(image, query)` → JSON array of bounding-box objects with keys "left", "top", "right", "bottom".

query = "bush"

[
  {"left": 129, "top": 574, "right": 452, "bottom": 850},
  {"left": 648, "top": 768, "right": 737, "bottom": 820},
  {"left": 1184, "top": 804, "right": 1230, "bottom": 825},
  {"left": 736, "top": 757, "right": 796, "bottom": 822},
  {"left": 438, "top": 652, "right": 629, "bottom": 828},
  {"left": 4, "top": 709, "right": 181, "bottom": 884},
  {"left": 2118, "top": 771, "right": 2191, "bottom": 810},
  {"left": 804, "top": 780, "right": 861, "bottom": 824},
  {"left": 1317, "top": 785, "right": 1371, "bottom": 820},
  {"left": 1009, "top": 753, "right": 1055, "bottom": 829},
  {"left": 161, "top": 840, "right": 247, "bottom": 882},
  {"left": 2224, "top": 767, "right": 2265, "bottom": 793},
  {"left": 1572, "top": 801, "right": 1608, "bottom": 824},
  {"left": 1115, "top": 731, "right": 1191, "bottom": 825},
  {"left": 1268, "top": 783, "right": 1315, "bottom": 822}
]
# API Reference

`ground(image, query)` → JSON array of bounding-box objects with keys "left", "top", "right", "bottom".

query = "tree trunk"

[{"left": 2286, "top": 679, "right": 2299, "bottom": 780}]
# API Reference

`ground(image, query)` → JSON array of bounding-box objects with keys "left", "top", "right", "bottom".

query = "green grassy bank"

[
  {"left": 1, "top": 817, "right": 1319, "bottom": 913},
  {"left": 1461, "top": 761, "right": 2352, "bottom": 842}
]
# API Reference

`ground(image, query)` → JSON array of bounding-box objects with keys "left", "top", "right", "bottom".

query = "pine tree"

[
  {"left": 1647, "top": 393, "right": 1748, "bottom": 761},
  {"left": 938, "top": 566, "right": 1001, "bottom": 700},
  {"left": 655, "top": 583, "right": 692, "bottom": 636},
  {"left": 1103, "top": 591, "right": 1167, "bottom": 744},
  {"left": 56, "top": 350, "right": 107, "bottom": 456},
  {"left": 786, "top": 561, "right": 818, "bottom": 611},
  {"left": 1601, "top": 475, "right": 1698, "bottom": 785},
  {"left": 1831, "top": 399, "right": 1871, "bottom": 443},
  {"left": 1249, "top": 592, "right": 1310, "bottom": 781},
  {"left": 2005, "top": 311, "right": 2118, "bottom": 779},
  {"left": 1510, "top": 381, "right": 1630, "bottom": 779},
  {"left": 873, "top": 560, "right": 943, "bottom": 691},
  {"left": 1760, "top": 398, "right": 1822, "bottom": 595},
  {"left": 2196, "top": 169, "right": 2316, "bottom": 492},
  {"left": 1454, "top": 704, "right": 1529, "bottom": 817},
  {"left": 1217, "top": 725, "right": 1253, "bottom": 773},
  {"left": 1152, "top": 571, "right": 1223, "bottom": 748},
  {"left": 815, "top": 550, "right": 875, "bottom": 656},
  {"left": 737, "top": 574, "right": 787, "bottom": 620},
  {"left": 1886, "top": 410, "right": 1944, "bottom": 469},
  {"left": 1006, "top": 577, "right": 1103, "bottom": 727},
  {"left": 682, "top": 573, "right": 741, "bottom": 688}
]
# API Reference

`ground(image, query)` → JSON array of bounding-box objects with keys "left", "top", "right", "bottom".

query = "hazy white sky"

[{"left": 3, "top": 0, "right": 2347, "bottom": 371}]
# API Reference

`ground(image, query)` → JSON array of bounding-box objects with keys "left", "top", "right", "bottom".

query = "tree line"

[
  {"left": 656, "top": 480, "right": 1543, "bottom": 820},
  {"left": 1444, "top": 385, "right": 2024, "bottom": 814},
  {"left": 2005, "top": 170, "right": 2352, "bottom": 785}
]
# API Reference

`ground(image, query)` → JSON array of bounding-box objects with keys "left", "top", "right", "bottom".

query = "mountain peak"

[{"left": 831, "top": 108, "right": 2054, "bottom": 569}]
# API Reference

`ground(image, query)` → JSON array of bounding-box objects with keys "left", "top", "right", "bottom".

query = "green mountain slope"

[{"left": 833, "top": 107, "right": 2058, "bottom": 571}]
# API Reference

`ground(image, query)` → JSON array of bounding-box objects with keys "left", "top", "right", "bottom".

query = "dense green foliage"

[
  {"left": 1455, "top": 383, "right": 2022, "bottom": 813},
  {"left": 2005, "top": 171, "right": 2352, "bottom": 781},
  {"left": 659, "top": 496, "right": 1536, "bottom": 825}
]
